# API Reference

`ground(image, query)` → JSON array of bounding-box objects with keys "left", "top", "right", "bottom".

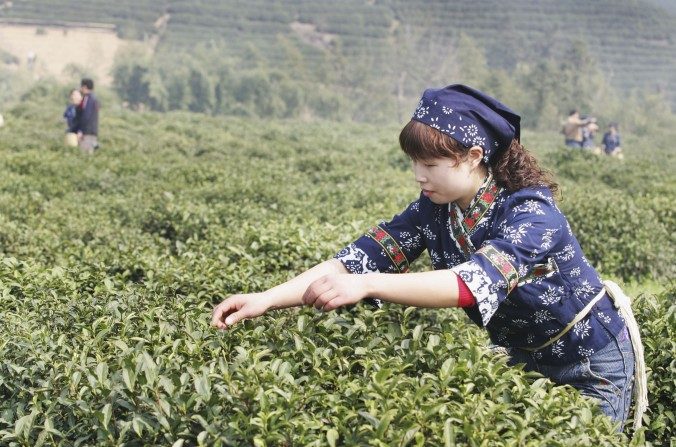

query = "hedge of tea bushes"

[
  {"left": 0, "top": 258, "right": 637, "bottom": 446},
  {"left": 1, "top": 261, "right": 672, "bottom": 446},
  {"left": 634, "top": 286, "right": 676, "bottom": 446},
  {"left": 0, "top": 104, "right": 674, "bottom": 445},
  {"left": 544, "top": 147, "right": 675, "bottom": 282}
]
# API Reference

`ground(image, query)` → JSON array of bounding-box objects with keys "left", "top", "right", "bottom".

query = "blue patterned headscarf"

[{"left": 412, "top": 84, "right": 521, "bottom": 163}]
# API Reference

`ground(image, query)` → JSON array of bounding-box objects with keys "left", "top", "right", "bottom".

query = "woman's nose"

[
  {"left": 413, "top": 168, "right": 427, "bottom": 183},
  {"left": 412, "top": 164, "right": 422, "bottom": 178}
]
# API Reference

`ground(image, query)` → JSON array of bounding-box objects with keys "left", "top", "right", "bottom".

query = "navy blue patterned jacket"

[{"left": 335, "top": 173, "right": 624, "bottom": 365}]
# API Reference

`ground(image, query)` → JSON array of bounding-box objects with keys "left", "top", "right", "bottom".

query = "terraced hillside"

[{"left": 2, "top": 0, "right": 675, "bottom": 108}]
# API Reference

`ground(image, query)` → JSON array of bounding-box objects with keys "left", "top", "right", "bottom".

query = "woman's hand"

[
  {"left": 302, "top": 274, "right": 369, "bottom": 311},
  {"left": 211, "top": 293, "right": 270, "bottom": 330}
]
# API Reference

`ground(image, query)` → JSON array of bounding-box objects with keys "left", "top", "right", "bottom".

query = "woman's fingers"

[
  {"left": 322, "top": 295, "right": 354, "bottom": 311},
  {"left": 313, "top": 289, "right": 339, "bottom": 310},
  {"left": 302, "top": 276, "right": 330, "bottom": 305},
  {"left": 223, "top": 307, "right": 250, "bottom": 327},
  {"left": 212, "top": 304, "right": 232, "bottom": 329},
  {"left": 303, "top": 274, "right": 365, "bottom": 311},
  {"left": 212, "top": 293, "right": 269, "bottom": 330},
  {"left": 303, "top": 276, "right": 343, "bottom": 310},
  {"left": 211, "top": 297, "right": 243, "bottom": 329}
]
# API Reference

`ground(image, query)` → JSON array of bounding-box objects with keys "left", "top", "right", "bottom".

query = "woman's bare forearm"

[
  {"left": 261, "top": 259, "right": 349, "bottom": 310},
  {"left": 362, "top": 270, "right": 459, "bottom": 308}
]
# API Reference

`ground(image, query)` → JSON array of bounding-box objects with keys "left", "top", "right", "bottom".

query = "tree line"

[{"left": 110, "top": 33, "right": 672, "bottom": 133}]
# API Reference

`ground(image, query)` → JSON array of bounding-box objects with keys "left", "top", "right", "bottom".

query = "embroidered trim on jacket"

[
  {"left": 463, "top": 180, "right": 500, "bottom": 234},
  {"left": 366, "top": 225, "right": 410, "bottom": 273},
  {"left": 477, "top": 244, "right": 519, "bottom": 293},
  {"left": 449, "top": 174, "right": 501, "bottom": 258}
]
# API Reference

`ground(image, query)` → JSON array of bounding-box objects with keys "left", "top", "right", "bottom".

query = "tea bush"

[
  {"left": 633, "top": 286, "right": 676, "bottom": 446},
  {"left": 0, "top": 260, "right": 635, "bottom": 446},
  {"left": 558, "top": 184, "right": 674, "bottom": 281},
  {"left": 0, "top": 103, "right": 673, "bottom": 445},
  {"left": 543, "top": 140, "right": 675, "bottom": 282}
]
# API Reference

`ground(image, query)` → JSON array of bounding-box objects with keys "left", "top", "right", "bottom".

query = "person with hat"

[
  {"left": 580, "top": 115, "right": 599, "bottom": 151},
  {"left": 211, "top": 85, "right": 646, "bottom": 431}
]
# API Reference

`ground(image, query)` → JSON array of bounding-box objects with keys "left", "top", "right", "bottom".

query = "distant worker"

[
  {"left": 602, "top": 123, "right": 623, "bottom": 159},
  {"left": 561, "top": 109, "right": 591, "bottom": 149},
  {"left": 580, "top": 116, "right": 599, "bottom": 151},
  {"left": 63, "top": 88, "right": 82, "bottom": 147},
  {"left": 77, "top": 78, "right": 100, "bottom": 154}
]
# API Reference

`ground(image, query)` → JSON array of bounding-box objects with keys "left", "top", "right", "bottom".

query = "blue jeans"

[
  {"left": 506, "top": 326, "right": 635, "bottom": 428},
  {"left": 565, "top": 139, "right": 583, "bottom": 148}
]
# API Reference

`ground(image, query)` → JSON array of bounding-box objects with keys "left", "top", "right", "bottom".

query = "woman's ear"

[{"left": 468, "top": 146, "right": 484, "bottom": 168}]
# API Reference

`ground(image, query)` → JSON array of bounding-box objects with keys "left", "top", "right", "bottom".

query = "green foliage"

[
  {"left": 0, "top": 68, "right": 32, "bottom": 106},
  {"left": 633, "top": 287, "right": 676, "bottom": 446},
  {"left": 111, "top": 44, "right": 157, "bottom": 110},
  {"left": 0, "top": 101, "right": 673, "bottom": 445},
  {"left": 7, "top": 0, "right": 668, "bottom": 124},
  {"left": 18, "top": 79, "right": 72, "bottom": 106},
  {"left": 186, "top": 67, "right": 213, "bottom": 114},
  {"left": 0, "top": 272, "right": 634, "bottom": 445},
  {"left": 5, "top": 2, "right": 672, "bottom": 129},
  {"left": 6, "top": 0, "right": 674, "bottom": 111},
  {"left": 513, "top": 40, "right": 608, "bottom": 129},
  {"left": 557, "top": 186, "right": 674, "bottom": 281},
  {"left": 0, "top": 48, "right": 19, "bottom": 65},
  {"left": 105, "top": 35, "right": 674, "bottom": 129},
  {"left": 543, "top": 137, "right": 675, "bottom": 282}
]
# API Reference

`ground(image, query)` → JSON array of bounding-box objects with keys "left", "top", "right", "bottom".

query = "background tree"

[{"left": 111, "top": 44, "right": 153, "bottom": 109}]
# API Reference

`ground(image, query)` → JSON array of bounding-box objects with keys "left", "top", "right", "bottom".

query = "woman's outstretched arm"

[
  {"left": 303, "top": 270, "right": 460, "bottom": 311},
  {"left": 211, "top": 258, "right": 348, "bottom": 329},
  {"left": 213, "top": 260, "right": 462, "bottom": 329}
]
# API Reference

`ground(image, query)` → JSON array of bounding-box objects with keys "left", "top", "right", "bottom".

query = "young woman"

[
  {"left": 212, "top": 85, "right": 645, "bottom": 431},
  {"left": 63, "top": 88, "right": 82, "bottom": 147}
]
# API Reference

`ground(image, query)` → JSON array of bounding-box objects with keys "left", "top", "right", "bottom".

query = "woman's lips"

[{"left": 422, "top": 190, "right": 433, "bottom": 197}]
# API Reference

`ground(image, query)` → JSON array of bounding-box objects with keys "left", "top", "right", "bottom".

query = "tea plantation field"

[{"left": 0, "top": 102, "right": 674, "bottom": 446}]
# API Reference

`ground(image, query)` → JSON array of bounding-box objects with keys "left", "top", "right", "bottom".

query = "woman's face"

[
  {"left": 70, "top": 90, "right": 83, "bottom": 105},
  {"left": 412, "top": 148, "right": 485, "bottom": 208}
]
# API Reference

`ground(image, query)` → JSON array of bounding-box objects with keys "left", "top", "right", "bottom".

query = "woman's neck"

[{"left": 457, "top": 167, "right": 489, "bottom": 211}]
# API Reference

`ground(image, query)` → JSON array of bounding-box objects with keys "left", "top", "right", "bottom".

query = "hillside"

[
  {"left": 648, "top": 0, "right": 676, "bottom": 15},
  {"left": 1, "top": 0, "right": 675, "bottom": 108}
]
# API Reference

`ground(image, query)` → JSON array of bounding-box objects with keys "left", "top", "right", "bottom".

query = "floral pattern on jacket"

[{"left": 335, "top": 175, "right": 624, "bottom": 365}]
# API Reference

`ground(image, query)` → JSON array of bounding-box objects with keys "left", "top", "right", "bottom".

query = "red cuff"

[{"left": 456, "top": 275, "right": 476, "bottom": 308}]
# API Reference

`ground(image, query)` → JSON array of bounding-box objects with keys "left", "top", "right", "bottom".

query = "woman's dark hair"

[{"left": 399, "top": 120, "right": 558, "bottom": 194}]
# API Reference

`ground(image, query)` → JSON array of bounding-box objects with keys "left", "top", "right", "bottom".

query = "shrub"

[
  {"left": 633, "top": 287, "right": 676, "bottom": 446},
  {"left": 546, "top": 149, "right": 675, "bottom": 282},
  {"left": 0, "top": 104, "right": 672, "bottom": 445},
  {"left": 559, "top": 184, "right": 674, "bottom": 282}
]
